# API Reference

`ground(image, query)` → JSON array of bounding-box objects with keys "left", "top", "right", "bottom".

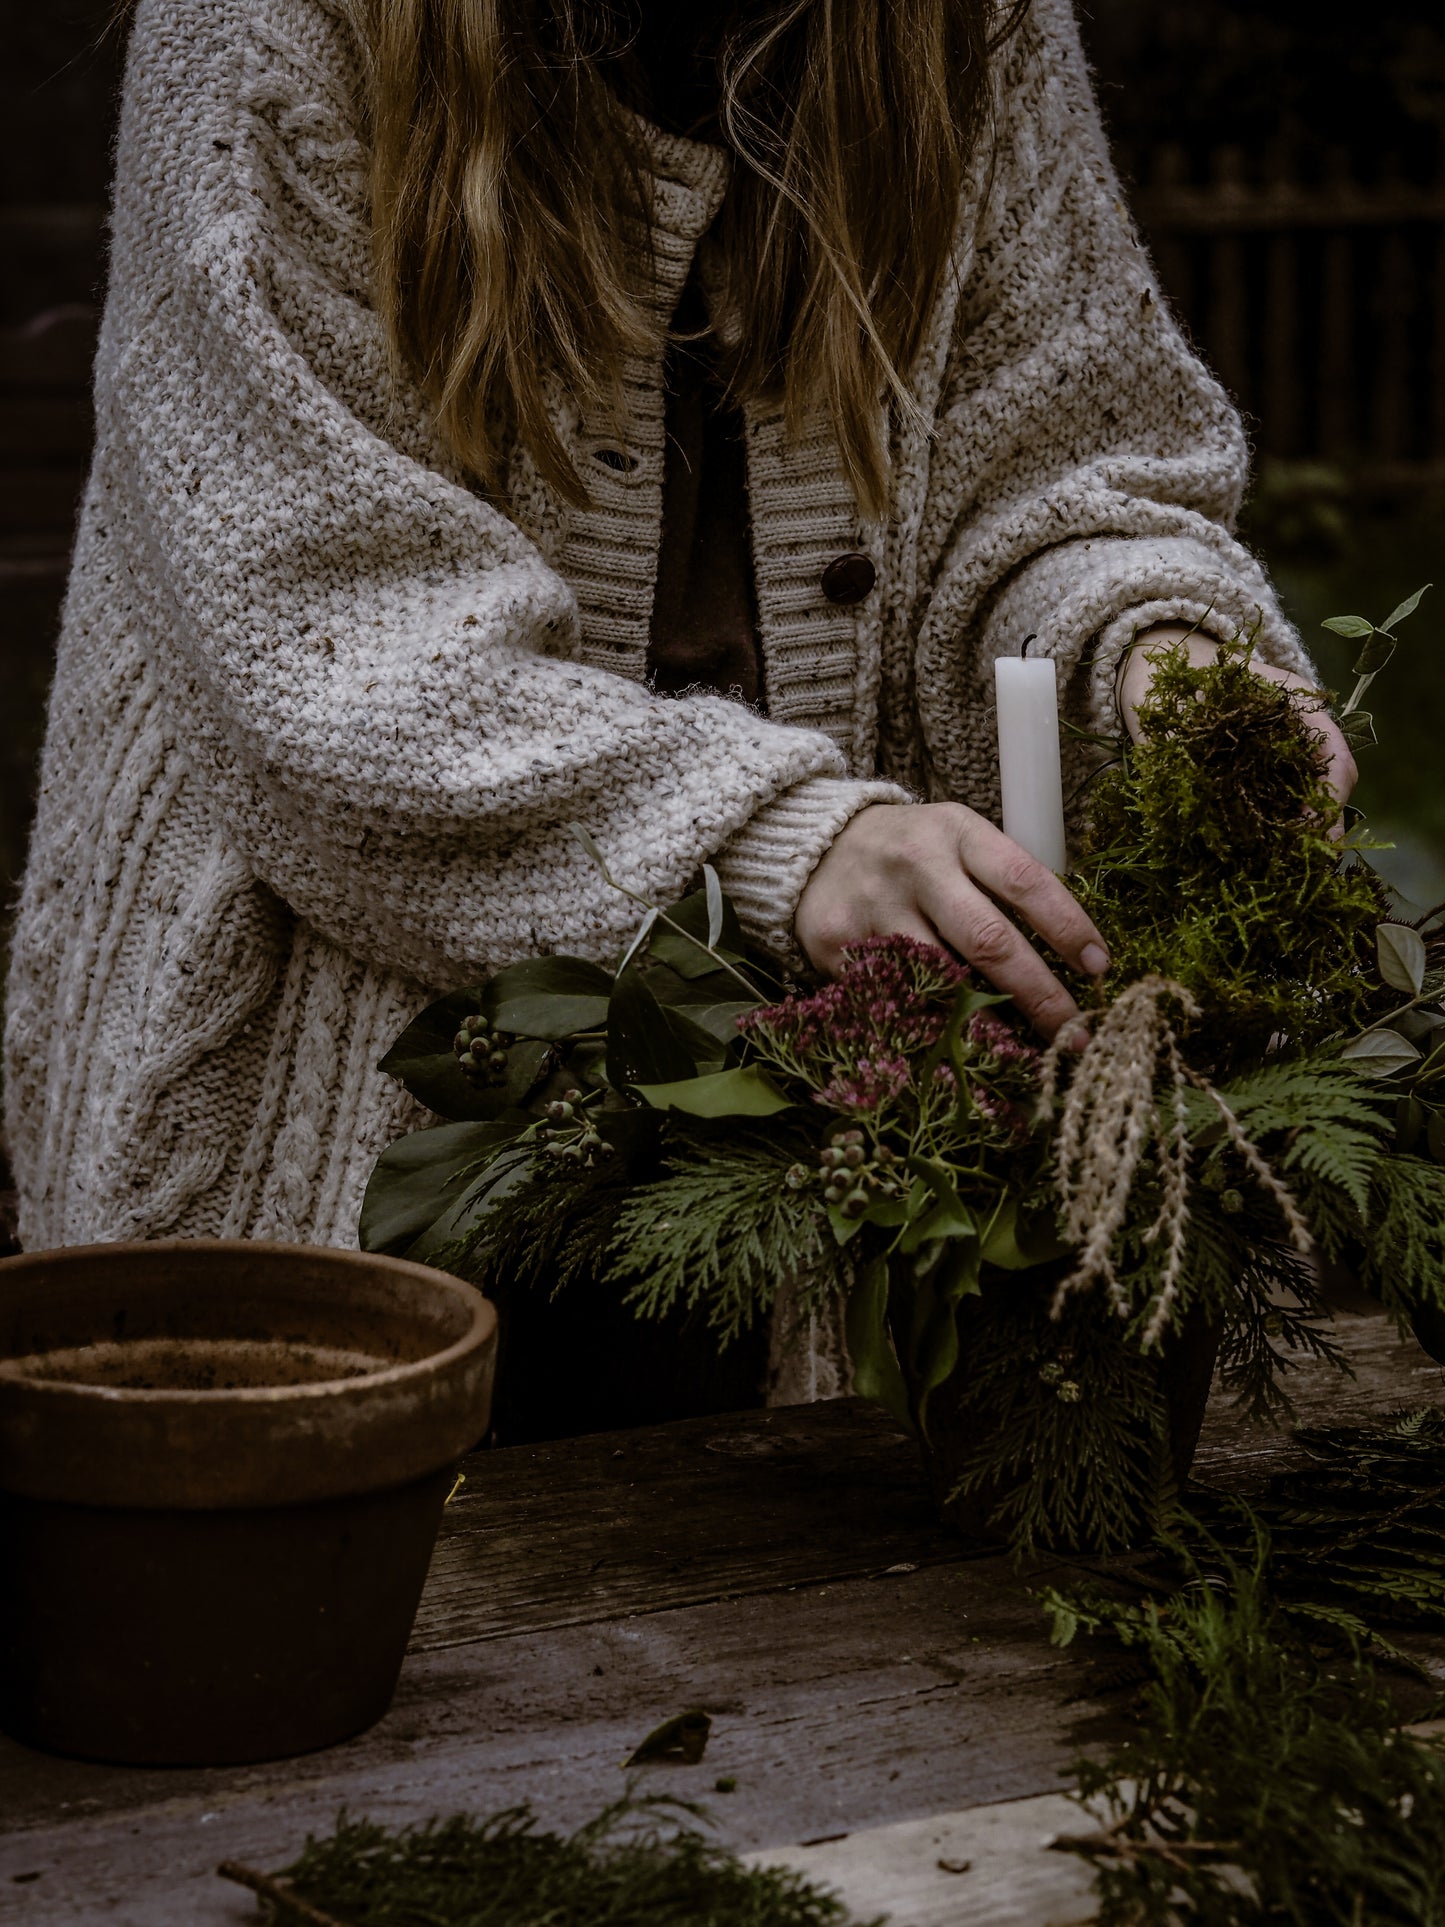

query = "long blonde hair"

[{"left": 350, "top": 0, "right": 1023, "bottom": 518}]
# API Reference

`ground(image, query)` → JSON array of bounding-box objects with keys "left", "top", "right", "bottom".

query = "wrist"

[{"left": 1118, "top": 625, "right": 1221, "bottom": 739}]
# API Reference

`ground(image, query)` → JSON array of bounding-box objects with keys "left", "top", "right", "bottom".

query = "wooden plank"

[
  {"left": 416, "top": 1398, "right": 970, "bottom": 1652},
  {"left": 0, "top": 1557, "right": 1122, "bottom": 1921},
  {"left": 750, "top": 1792, "right": 1100, "bottom": 1927}
]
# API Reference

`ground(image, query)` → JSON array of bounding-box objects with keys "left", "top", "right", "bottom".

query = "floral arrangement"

[{"left": 364, "top": 599, "right": 1445, "bottom": 1552}]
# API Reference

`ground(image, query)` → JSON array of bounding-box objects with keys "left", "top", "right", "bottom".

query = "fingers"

[
  {"left": 950, "top": 813, "right": 1109, "bottom": 976},
  {"left": 922, "top": 867, "right": 1084, "bottom": 1039}
]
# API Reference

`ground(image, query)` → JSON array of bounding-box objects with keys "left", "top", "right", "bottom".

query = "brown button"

[{"left": 821, "top": 552, "right": 877, "bottom": 605}]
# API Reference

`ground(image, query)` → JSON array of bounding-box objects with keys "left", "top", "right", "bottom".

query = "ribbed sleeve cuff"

[
  {"left": 714, "top": 775, "right": 911, "bottom": 964},
  {"left": 982, "top": 533, "right": 1316, "bottom": 735}
]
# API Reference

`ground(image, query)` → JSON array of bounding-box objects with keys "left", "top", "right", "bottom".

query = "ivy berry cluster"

[
  {"left": 452, "top": 1013, "right": 513, "bottom": 1088},
  {"left": 786, "top": 1128, "right": 904, "bottom": 1220},
  {"left": 541, "top": 1091, "right": 612, "bottom": 1169}
]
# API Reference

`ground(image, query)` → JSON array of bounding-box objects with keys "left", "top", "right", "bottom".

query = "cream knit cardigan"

[{"left": 4, "top": 0, "right": 1311, "bottom": 1253}]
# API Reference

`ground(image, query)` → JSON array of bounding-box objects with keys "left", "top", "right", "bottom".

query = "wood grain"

[{"left": 0, "top": 1307, "right": 1438, "bottom": 1926}]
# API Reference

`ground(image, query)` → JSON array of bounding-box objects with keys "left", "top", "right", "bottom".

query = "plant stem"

[{"left": 216, "top": 1861, "right": 355, "bottom": 1927}]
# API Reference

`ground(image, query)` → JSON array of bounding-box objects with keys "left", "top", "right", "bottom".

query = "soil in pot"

[{"left": 0, "top": 1239, "right": 497, "bottom": 1767}]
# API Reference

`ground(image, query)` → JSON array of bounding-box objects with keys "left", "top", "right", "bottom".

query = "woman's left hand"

[{"left": 1118, "top": 626, "right": 1359, "bottom": 813}]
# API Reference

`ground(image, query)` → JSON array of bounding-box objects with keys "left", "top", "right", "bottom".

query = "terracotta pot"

[
  {"left": 896, "top": 1265, "right": 1221, "bottom": 1550},
  {"left": 0, "top": 1239, "right": 496, "bottom": 1766}
]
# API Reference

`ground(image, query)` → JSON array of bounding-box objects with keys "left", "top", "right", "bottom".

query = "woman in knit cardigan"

[{"left": 5, "top": 0, "right": 1352, "bottom": 1272}]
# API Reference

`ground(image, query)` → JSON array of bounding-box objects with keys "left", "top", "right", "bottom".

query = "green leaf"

[
  {"left": 1321, "top": 614, "right": 1375, "bottom": 639},
  {"left": 979, "top": 1197, "right": 1072, "bottom": 1271},
  {"left": 660, "top": 1005, "right": 730, "bottom": 1074},
  {"left": 405, "top": 1147, "right": 537, "bottom": 1267},
  {"left": 1377, "top": 923, "right": 1427, "bottom": 996},
  {"left": 1352, "top": 632, "right": 1397, "bottom": 677},
  {"left": 606, "top": 964, "right": 696, "bottom": 1089},
  {"left": 501, "top": 1037, "right": 554, "bottom": 1106},
  {"left": 647, "top": 886, "right": 748, "bottom": 980},
  {"left": 484, "top": 955, "right": 614, "bottom": 1040},
  {"left": 665, "top": 997, "right": 756, "bottom": 1045},
  {"left": 909, "top": 1242, "right": 983, "bottom": 1435},
  {"left": 1379, "top": 583, "right": 1430, "bottom": 634},
  {"left": 631, "top": 1065, "right": 792, "bottom": 1117},
  {"left": 1339, "top": 709, "right": 1378, "bottom": 752},
  {"left": 377, "top": 987, "right": 507, "bottom": 1120},
  {"left": 1397, "top": 1095, "right": 1426, "bottom": 1153},
  {"left": 1341, "top": 1028, "right": 1422, "bottom": 1075},
  {"left": 845, "top": 1253, "right": 911, "bottom": 1429},
  {"left": 359, "top": 1117, "right": 527, "bottom": 1256},
  {"left": 900, "top": 1158, "right": 976, "bottom": 1244}
]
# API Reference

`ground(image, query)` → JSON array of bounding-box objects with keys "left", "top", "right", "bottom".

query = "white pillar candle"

[{"left": 994, "top": 653, "right": 1067, "bottom": 875}]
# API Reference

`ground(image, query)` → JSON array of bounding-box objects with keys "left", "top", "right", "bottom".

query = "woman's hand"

[
  {"left": 1118, "top": 627, "right": 1359, "bottom": 809},
  {"left": 794, "top": 800, "right": 1109, "bottom": 1041}
]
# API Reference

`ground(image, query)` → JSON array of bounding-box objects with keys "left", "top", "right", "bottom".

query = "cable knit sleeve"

[
  {"left": 97, "top": 0, "right": 894, "bottom": 985},
  {"left": 910, "top": 0, "right": 1314, "bottom": 788}
]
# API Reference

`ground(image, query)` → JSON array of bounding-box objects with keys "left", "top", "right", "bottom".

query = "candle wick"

[{"left": 1020, "top": 633, "right": 1038, "bottom": 659}]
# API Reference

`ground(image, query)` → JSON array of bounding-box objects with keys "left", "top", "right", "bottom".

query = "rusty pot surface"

[{"left": 0, "top": 1240, "right": 497, "bottom": 1765}]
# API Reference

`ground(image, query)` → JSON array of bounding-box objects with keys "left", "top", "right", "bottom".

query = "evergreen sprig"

[
  {"left": 240, "top": 1801, "right": 875, "bottom": 1927},
  {"left": 609, "top": 1128, "right": 837, "bottom": 1344},
  {"left": 1045, "top": 1528, "right": 1445, "bottom": 1925}
]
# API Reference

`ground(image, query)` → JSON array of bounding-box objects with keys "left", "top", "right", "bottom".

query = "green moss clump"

[{"left": 1073, "top": 642, "right": 1384, "bottom": 1071}]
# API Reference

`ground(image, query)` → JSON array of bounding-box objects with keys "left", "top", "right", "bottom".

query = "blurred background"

[{"left": 1, "top": 0, "right": 1443, "bottom": 940}]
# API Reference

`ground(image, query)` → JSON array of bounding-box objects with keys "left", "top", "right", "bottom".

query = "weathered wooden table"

[{"left": 1, "top": 1306, "right": 1440, "bottom": 1926}]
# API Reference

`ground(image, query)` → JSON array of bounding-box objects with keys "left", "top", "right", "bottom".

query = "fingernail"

[
  {"left": 1064, "top": 1026, "right": 1092, "bottom": 1054},
  {"left": 1081, "top": 943, "right": 1109, "bottom": 977}
]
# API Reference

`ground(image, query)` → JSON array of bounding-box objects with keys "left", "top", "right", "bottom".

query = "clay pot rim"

[{"left": 0, "top": 1238, "right": 496, "bottom": 1409}]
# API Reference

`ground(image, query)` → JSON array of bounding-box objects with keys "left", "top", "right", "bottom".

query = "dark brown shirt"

[
  {"left": 646, "top": 268, "right": 764, "bottom": 707},
  {"left": 621, "top": 4, "right": 768, "bottom": 710}
]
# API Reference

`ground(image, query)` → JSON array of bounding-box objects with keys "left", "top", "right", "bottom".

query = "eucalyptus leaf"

[
  {"left": 1340, "top": 1028, "right": 1422, "bottom": 1075},
  {"left": 845, "top": 1253, "right": 911, "bottom": 1429},
  {"left": 617, "top": 906, "right": 660, "bottom": 977},
  {"left": 568, "top": 823, "right": 611, "bottom": 879},
  {"left": 631, "top": 1065, "right": 791, "bottom": 1117},
  {"left": 606, "top": 965, "right": 696, "bottom": 1089},
  {"left": 1379, "top": 583, "right": 1430, "bottom": 634},
  {"left": 1321, "top": 614, "right": 1375, "bottom": 640},
  {"left": 484, "top": 955, "right": 613, "bottom": 1040},
  {"left": 647, "top": 887, "right": 748, "bottom": 980},
  {"left": 359, "top": 1116, "right": 527, "bottom": 1256},
  {"left": 704, "top": 863, "right": 725, "bottom": 950},
  {"left": 377, "top": 987, "right": 509, "bottom": 1121},
  {"left": 1339, "top": 709, "right": 1378, "bottom": 751},
  {"left": 1377, "top": 923, "right": 1427, "bottom": 996}
]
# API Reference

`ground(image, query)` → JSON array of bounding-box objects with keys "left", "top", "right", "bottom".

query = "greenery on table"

[
  {"left": 233, "top": 1800, "right": 876, "bottom": 1927},
  {"left": 364, "top": 601, "right": 1445, "bottom": 1554},
  {"left": 1043, "top": 1411, "right": 1445, "bottom": 1924}
]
